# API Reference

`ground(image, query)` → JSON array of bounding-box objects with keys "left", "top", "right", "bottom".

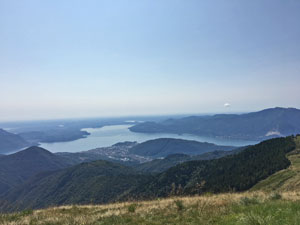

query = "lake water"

[{"left": 39, "top": 124, "right": 258, "bottom": 153}]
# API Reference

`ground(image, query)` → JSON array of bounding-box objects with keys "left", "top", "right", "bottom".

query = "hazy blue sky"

[{"left": 1, "top": 0, "right": 300, "bottom": 121}]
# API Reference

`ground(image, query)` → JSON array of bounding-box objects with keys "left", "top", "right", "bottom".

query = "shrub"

[
  {"left": 240, "top": 197, "right": 260, "bottom": 206},
  {"left": 20, "top": 209, "right": 33, "bottom": 216},
  {"left": 127, "top": 203, "right": 137, "bottom": 213},
  {"left": 269, "top": 193, "right": 282, "bottom": 200},
  {"left": 174, "top": 200, "right": 185, "bottom": 211}
]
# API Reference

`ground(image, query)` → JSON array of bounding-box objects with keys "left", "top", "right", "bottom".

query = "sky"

[{"left": 0, "top": 0, "right": 300, "bottom": 121}]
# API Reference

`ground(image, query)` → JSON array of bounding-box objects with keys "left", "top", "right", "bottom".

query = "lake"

[{"left": 39, "top": 124, "right": 258, "bottom": 153}]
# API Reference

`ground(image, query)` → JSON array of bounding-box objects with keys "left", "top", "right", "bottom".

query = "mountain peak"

[
  {"left": 11, "top": 146, "right": 53, "bottom": 157},
  {"left": 259, "top": 107, "right": 299, "bottom": 112}
]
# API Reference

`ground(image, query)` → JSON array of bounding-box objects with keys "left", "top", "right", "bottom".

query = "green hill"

[
  {"left": 129, "top": 138, "right": 235, "bottom": 157},
  {"left": 0, "top": 146, "right": 69, "bottom": 194},
  {"left": 0, "top": 160, "right": 149, "bottom": 212},
  {"left": 251, "top": 135, "right": 300, "bottom": 192}
]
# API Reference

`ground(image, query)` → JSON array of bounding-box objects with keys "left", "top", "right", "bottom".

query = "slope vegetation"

[
  {"left": 128, "top": 136, "right": 296, "bottom": 198},
  {"left": 251, "top": 135, "right": 300, "bottom": 191},
  {"left": 134, "top": 149, "right": 242, "bottom": 174},
  {"left": 1, "top": 191, "right": 300, "bottom": 225},
  {"left": 0, "top": 160, "right": 149, "bottom": 211}
]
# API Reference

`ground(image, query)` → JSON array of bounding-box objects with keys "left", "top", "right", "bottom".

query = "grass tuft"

[
  {"left": 240, "top": 197, "right": 260, "bottom": 206},
  {"left": 269, "top": 192, "right": 282, "bottom": 200},
  {"left": 127, "top": 203, "right": 137, "bottom": 213},
  {"left": 174, "top": 200, "right": 185, "bottom": 211}
]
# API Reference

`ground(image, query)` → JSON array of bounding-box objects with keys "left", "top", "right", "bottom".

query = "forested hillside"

[
  {"left": 0, "top": 136, "right": 296, "bottom": 212},
  {"left": 0, "top": 146, "right": 69, "bottom": 194},
  {"left": 0, "top": 161, "right": 149, "bottom": 212},
  {"left": 127, "top": 136, "right": 296, "bottom": 198},
  {"left": 251, "top": 135, "right": 300, "bottom": 192},
  {"left": 134, "top": 149, "right": 242, "bottom": 173}
]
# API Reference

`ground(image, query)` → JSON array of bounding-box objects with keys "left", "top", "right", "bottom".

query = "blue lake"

[{"left": 39, "top": 124, "right": 258, "bottom": 153}]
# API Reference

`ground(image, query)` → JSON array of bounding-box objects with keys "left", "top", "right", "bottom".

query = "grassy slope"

[
  {"left": 251, "top": 136, "right": 300, "bottom": 192},
  {"left": 1, "top": 191, "right": 300, "bottom": 225}
]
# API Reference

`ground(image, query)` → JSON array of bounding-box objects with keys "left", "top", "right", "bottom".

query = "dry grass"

[{"left": 1, "top": 191, "right": 300, "bottom": 225}]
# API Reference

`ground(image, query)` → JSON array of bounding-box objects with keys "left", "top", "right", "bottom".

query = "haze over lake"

[{"left": 39, "top": 124, "right": 258, "bottom": 153}]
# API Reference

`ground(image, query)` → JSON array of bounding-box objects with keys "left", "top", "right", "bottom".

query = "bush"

[
  {"left": 20, "top": 209, "right": 33, "bottom": 216},
  {"left": 240, "top": 197, "right": 260, "bottom": 206},
  {"left": 127, "top": 203, "right": 137, "bottom": 213},
  {"left": 269, "top": 193, "right": 282, "bottom": 200},
  {"left": 174, "top": 200, "right": 184, "bottom": 211}
]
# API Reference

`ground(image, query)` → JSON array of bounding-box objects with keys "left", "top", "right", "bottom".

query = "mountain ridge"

[
  {"left": 129, "top": 107, "right": 300, "bottom": 140},
  {"left": 0, "top": 129, "right": 30, "bottom": 154}
]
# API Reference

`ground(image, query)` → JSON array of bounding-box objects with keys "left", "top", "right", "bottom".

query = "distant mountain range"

[
  {"left": 130, "top": 107, "right": 300, "bottom": 140},
  {"left": 1, "top": 107, "right": 299, "bottom": 154},
  {"left": 0, "top": 129, "right": 30, "bottom": 154},
  {"left": 0, "top": 136, "right": 296, "bottom": 212},
  {"left": 0, "top": 116, "right": 169, "bottom": 146}
]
